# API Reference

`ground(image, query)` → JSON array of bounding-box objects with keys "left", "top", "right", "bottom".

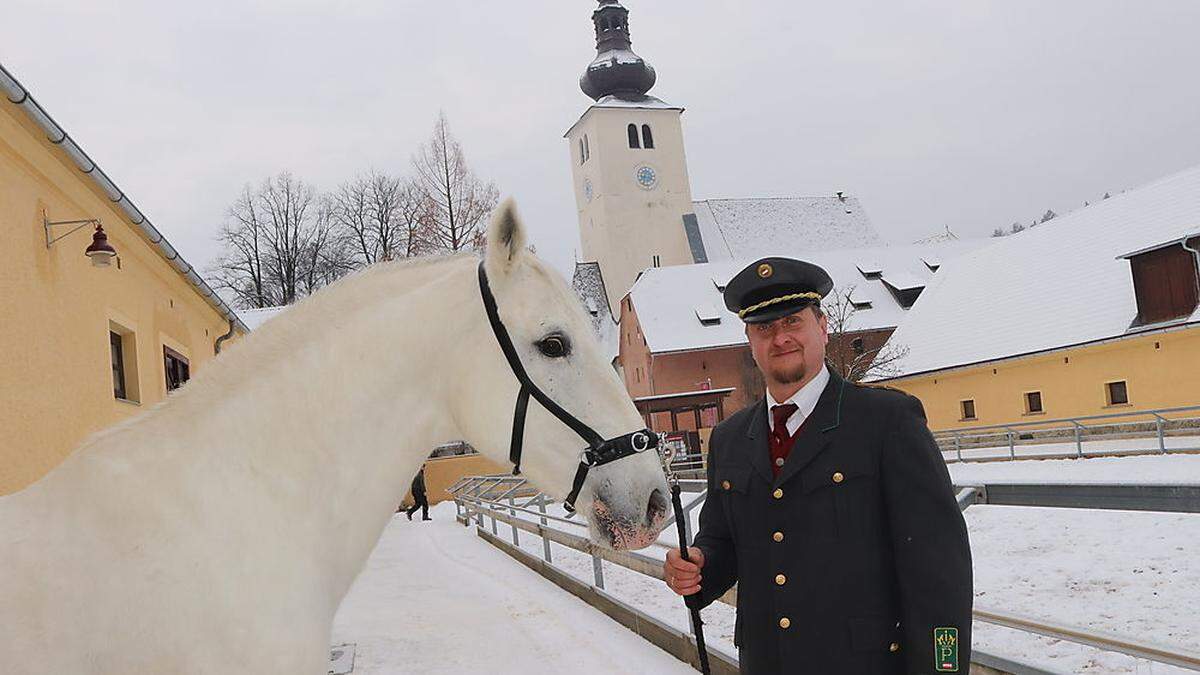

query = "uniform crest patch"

[
  {"left": 934, "top": 627, "right": 958, "bottom": 672},
  {"left": 757, "top": 263, "right": 773, "bottom": 278}
]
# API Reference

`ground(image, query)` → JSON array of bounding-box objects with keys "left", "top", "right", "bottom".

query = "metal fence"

[
  {"left": 933, "top": 404, "right": 1200, "bottom": 463},
  {"left": 449, "top": 474, "right": 1200, "bottom": 673}
]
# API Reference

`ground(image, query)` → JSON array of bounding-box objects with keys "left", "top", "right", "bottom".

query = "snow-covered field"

[
  {"left": 330, "top": 505, "right": 695, "bottom": 674},
  {"left": 335, "top": 453, "right": 1199, "bottom": 673}
]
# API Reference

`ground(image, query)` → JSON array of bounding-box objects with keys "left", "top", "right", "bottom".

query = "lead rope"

[{"left": 664, "top": 451, "right": 711, "bottom": 674}]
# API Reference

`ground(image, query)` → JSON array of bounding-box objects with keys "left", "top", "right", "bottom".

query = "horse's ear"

[{"left": 485, "top": 198, "right": 528, "bottom": 277}]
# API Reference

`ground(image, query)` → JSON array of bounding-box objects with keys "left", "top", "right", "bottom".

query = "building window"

[
  {"left": 960, "top": 399, "right": 976, "bottom": 421},
  {"left": 628, "top": 124, "right": 640, "bottom": 149},
  {"left": 584, "top": 134, "right": 590, "bottom": 161},
  {"left": 642, "top": 124, "right": 654, "bottom": 149},
  {"left": 1106, "top": 380, "right": 1129, "bottom": 406},
  {"left": 164, "top": 347, "right": 190, "bottom": 392},
  {"left": 579, "top": 139, "right": 585, "bottom": 165},
  {"left": 851, "top": 337, "right": 865, "bottom": 355},
  {"left": 111, "top": 331, "right": 127, "bottom": 400},
  {"left": 1024, "top": 391, "right": 1043, "bottom": 414},
  {"left": 652, "top": 254, "right": 661, "bottom": 267}
]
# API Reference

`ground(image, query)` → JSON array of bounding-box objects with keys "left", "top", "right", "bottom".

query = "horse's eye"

[{"left": 537, "top": 335, "right": 570, "bottom": 358}]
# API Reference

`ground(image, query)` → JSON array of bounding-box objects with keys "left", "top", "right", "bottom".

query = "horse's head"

[{"left": 454, "top": 199, "right": 670, "bottom": 550}]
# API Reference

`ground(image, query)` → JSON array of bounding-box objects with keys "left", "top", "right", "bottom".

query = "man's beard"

[{"left": 769, "top": 361, "right": 807, "bottom": 385}]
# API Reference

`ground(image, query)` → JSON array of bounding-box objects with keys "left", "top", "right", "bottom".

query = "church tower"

[{"left": 566, "top": 0, "right": 699, "bottom": 316}]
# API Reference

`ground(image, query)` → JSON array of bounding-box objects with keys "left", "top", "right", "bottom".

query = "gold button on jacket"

[
  {"left": 772, "top": 488, "right": 784, "bottom": 499},
  {"left": 772, "top": 531, "right": 784, "bottom": 542},
  {"left": 721, "top": 480, "right": 731, "bottom": 490},
  {"left": 775, "top": 574, "right": 786, "bottom": 585},
  {"left": 778, "top": 617, "right": 791, "bottom": 629},
  {"left": 889, "top": 642, "right": 901, "bottom": 653},
  {"left": 832, "top": 471, "right": 844, "bottom": 483}
]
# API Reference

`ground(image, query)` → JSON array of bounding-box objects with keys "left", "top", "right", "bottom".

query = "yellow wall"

[
  {"left": 0, "top": 98, "right": 239, "bottom": 494},
  {"left": 887, "top": 327, "right": 1200, "bottom": 430},
  {"left": 402, "top": 454, "right": 510, "bottom": 507}
]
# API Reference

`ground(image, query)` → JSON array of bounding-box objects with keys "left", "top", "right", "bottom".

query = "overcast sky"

[{"left": 5, "top": 1, "right": 1200, "bottom": 282}]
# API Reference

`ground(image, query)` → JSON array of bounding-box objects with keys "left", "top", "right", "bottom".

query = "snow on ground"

[
  {"left": 341, "top": 453, "right": 1198, "bottom": 673},
  {"left": 330, "top": 503, "right": 696, "bottom": 675},
  {"left": 965, "top": 505, "right": 1200, "bottom": 673},
  {"left": 950, "top": 452, "right": 1200, "bottom": 484}
]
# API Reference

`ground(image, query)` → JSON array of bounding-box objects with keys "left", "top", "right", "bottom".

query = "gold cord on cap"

[{"left": 738, "top": 292, "right": 822, "bottom": 319}]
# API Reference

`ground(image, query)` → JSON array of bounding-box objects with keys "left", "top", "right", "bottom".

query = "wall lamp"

[{"left": 44, "top": 213, "right": 118, "bottom": 267}]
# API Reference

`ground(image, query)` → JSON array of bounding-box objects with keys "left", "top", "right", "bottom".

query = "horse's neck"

[{"left": 64, "top": 257, "right": 473, "bottom": 610}]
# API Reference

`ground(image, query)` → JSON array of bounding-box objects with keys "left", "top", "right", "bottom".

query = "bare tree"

[
  {"left": 210, "top": 172, "right": 350, "bottom": 309},
  {"left": 822, "top": 286, "right": 910, "bottom": 382},
  {"left": 412, "top": 112, "right": 499, "bottom": 252},
  {"left": 330, "top": 170, "right": 435, "bottom": 266}
]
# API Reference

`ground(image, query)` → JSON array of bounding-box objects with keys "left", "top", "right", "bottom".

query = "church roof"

[
  {"left": 691, "top": 195, "right": 884, "bottom": 263},
  {"left": 877, "top": 163, "right": 1200, "bottom": 380},
  {"left": 571, "top": 261, "right": 620, "bottom": 362},
  {"left": 628, "top": 239, "right": 986, "bottom": 355}
]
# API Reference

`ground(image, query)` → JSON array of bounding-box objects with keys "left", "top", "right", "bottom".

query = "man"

[
  {"left": 406, "top": 468, "right": 431, "bottom": 521},
  {"left": 663, "top": 257, "right": 972, "bottom": 674}
]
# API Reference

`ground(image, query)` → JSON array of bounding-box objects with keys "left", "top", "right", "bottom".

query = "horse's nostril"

[{"left": 646, "top": 488, "right": 670, "bottom": 525}]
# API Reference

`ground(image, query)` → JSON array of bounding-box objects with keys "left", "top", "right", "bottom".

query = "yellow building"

[
  {"left": 0, "top": 62, "right": 247, "bottom": 494},
  {"left": 875, "top": 166, "right": 1200, "bottom": 430}
]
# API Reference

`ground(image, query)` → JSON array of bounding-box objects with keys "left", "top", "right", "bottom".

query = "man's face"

[{"left": 745, "top": 306, "right": 829, "bottom": 388}]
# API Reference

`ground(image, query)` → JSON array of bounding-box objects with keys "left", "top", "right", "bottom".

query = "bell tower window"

[
  {"left": 627, "top": 124, "right": 640, "bottom": 149},
  {"left": 642, "top": 124, "right": 654, "bottom": 149}
]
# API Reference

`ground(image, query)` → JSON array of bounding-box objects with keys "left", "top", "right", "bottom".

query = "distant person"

[{"left": 406, "top": 468, "right": 431, "bottom": 521}]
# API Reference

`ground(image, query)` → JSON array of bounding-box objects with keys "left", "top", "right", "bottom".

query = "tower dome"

[{"left": 579, "top": 0, "right": 658, "bottom": 101}]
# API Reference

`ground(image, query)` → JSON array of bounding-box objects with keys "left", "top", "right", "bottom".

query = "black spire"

[{"left": 579, "top": 0, "right": 657, "bottom": 102}]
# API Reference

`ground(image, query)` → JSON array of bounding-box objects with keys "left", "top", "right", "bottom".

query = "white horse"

[{"left": 0, "top": 200, "right": 670, "bottom": 674}]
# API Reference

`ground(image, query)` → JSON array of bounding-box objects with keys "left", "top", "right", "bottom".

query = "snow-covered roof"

[
  {"left": 237, "top": 306, "right": 289, "bottom": 331},
  {"left": 881, "top": 164, "right": 1200, "bottom": 379},
  {"left": 563, "top": 94, "right": 682, "bottom": 137},
  {"left": 571, "top": 261, "right": 620, "bottom": 363},
  {"left": 628, "top": 239, "right": 987, "bottom": 355},
  {"left": 691, "top": 195, "right": 884, "bottom": 262}
]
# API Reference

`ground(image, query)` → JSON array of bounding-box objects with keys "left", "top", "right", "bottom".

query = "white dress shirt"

[{"left": 765, "top": 363, "right": 830, "bottom": 436}]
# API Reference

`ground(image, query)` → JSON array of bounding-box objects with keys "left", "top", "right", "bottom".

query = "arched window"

[
  {"left": 641, "top": 124, "right": 654, "bottom": 149},
  {"left": 579, "top": 139, "right": 585, "bottom": 165},
  {"left": 584, "top": 134, "right": 590, "bottom": 160},
  {"left": 627, "top": 124, "right": 640, "bottom": 149}
]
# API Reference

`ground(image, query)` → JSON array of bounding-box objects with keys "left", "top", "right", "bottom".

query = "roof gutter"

[{"left": 0, "top": 62, "right": 248, "bottom": 334}]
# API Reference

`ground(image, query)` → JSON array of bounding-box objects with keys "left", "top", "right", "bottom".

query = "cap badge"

[{"left": 757, "top": 263, "right": 773, "bottom": 278}]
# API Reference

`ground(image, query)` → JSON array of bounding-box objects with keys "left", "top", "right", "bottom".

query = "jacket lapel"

[
  {"left": 774, "top": 370, "right": 847, "bottom": 488},
  {"left": 741, "top": 398, "right": 775, "bottom": 485}
]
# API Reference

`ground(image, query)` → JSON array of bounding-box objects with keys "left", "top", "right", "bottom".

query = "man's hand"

[{"left": 664, "top": 546, "right": 705, "bottom": 596}]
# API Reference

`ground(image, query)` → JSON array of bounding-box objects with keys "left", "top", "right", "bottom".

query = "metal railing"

[
  {"left": 932, "top": 404, "right": 1200, "bottom": 463},
  {"left": 450, "top": 476, "right": 1200, "bottom": 674}
]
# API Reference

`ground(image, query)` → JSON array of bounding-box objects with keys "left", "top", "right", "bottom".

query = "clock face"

[
  {"left": 635, "top": 165, "right": 658, "bottom": 190},
  {"left": 583, "top": 178, "right": 594, "bottom": 202}
]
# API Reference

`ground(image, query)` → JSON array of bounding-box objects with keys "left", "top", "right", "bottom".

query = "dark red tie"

[{"left": 769, "top": 404, "right": 800, "bottom": 478}]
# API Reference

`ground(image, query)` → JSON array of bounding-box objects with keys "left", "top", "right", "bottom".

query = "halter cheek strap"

[{"left": 478, "top": 262, "right": 658, "bottom": 512}]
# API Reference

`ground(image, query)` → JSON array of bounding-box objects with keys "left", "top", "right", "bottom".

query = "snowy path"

[{"left": 330, "top": 504, "right": 696, "bottom": 674}]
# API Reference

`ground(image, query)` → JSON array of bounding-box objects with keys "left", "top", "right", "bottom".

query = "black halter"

[{"left": 478, "top": 262, "right": 658, "bottom": 513}]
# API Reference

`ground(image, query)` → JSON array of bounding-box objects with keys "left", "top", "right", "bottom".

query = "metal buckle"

[{"left": 631, "top": 431, "right": 651, "bottom": 453}]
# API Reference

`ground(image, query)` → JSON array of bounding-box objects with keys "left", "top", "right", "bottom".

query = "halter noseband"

[{"left": 478, "top": 262, "right": 658, "bottom": 513}]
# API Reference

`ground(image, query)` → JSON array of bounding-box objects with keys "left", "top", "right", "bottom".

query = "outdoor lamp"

[{"left": 44, "top": 213, "right": 118, "bottom": 267}]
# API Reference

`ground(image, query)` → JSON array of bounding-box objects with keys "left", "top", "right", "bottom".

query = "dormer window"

[
  {"left": 711, "top": 275, "right": 728, "bottom": 292},
  {"left": 856, "top": 262, "right": 883, "bottom": 280},
  {"left": 694, "top": 304, "right": 721, "bottom": 326},
  {"left": 922, "top": 257, "right": 941, "bottom": 272},
  {"left": 881, "top": 273, "right": 926, "bottom": 309},
  {"left": 1120, "top": 234, "right": 1200, "bottom": 325}
]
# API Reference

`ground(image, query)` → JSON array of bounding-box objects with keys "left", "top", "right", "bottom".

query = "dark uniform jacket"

[{"left": 692, "top": 370, "right": 973, "bottom": 674}]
